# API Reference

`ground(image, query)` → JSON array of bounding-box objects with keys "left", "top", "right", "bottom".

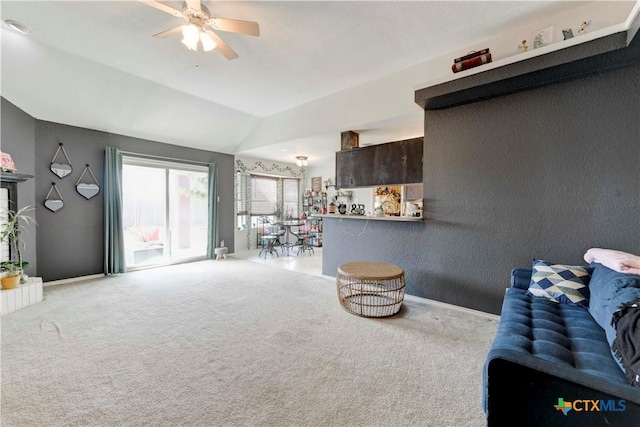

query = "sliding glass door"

[{"left": 122, "top": 157, "right": 208, "bottom": 268}]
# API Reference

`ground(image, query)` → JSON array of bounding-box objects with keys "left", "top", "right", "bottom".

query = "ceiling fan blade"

[
  {"left": 205, "top": 30, "right": 238, "bottom": 60},
  {"left": 185, "top": 0, "right": 201, "bottom": 12},
  {"left": 153, "top": 25, "right": 185, "bottom": 38},
  {"left": 137, "top": 0, "right": 183, "bottom": 18},
  {"left": 208, "top": 18, "right": 260, "bottom": 37}
]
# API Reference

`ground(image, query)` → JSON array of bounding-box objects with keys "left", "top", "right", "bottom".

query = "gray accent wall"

[
  {"left": 34, "top": 120, "right": 235, "bottom": 282},
  {"left": 324, "top": 63, "right": 640, "bottom": 314},
  {"left": 1, "top": 97, "right": 235, "bottom": 282},
  {"left": 1, "top": 98, "right": 37, "bottom": 277}
]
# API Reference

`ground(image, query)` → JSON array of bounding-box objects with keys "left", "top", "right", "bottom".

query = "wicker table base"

[{"left": 336, "top": 261, "right": 405, "bottom": 317}]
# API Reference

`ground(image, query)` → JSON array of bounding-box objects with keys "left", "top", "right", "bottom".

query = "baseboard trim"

[
  {"left": 43, "top": 274, "right": 105, "bottom": 287},
  {"left": 404, "top": 293, "right": 500, "bottom": 321}
]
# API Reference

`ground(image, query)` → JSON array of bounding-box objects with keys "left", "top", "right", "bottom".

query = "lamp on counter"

[{"left": 295, "top": 156, "right": 308, "bottom": 167}]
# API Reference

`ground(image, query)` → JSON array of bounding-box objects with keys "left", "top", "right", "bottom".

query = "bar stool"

[
  {"left": 296, "top": 232, "right": 314, "bottom": 256},
  {"left": 259, "top": 235, "right": 279, "bottom": 258}
]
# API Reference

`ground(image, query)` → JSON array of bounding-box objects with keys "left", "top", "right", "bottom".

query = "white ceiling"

[{"left": 0, "top": 1, "right": 611, "bottom": 165}]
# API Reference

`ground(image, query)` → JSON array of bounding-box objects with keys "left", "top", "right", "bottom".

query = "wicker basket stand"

[{"left": 336, "top": 261, "right": 406, "bottom": 317}]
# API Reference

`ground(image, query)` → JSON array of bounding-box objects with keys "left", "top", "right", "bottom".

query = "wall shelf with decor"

[
  {"left": 303, "top": 193, "right": 327, "bottom": 216},
  {"left": 0, "top": 173, "right": 34, "bottom": 183},
  {"left": 315, "top": 214, "right": 423, "bottom": 222},
  {"left": 302, "top": 194, "right": 324, "bottom": 247},
  {"left": 256, "top": 216, "right": 270, "bottom": 248},
  {"left": 304, "top": 216, "right": 323, "bottom": 247},
  {"left": 415, "top": 8, "right": 640, "bottom": 110}
]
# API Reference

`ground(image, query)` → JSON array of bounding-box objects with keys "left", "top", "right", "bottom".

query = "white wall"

[
  {"left": 236, "top": 1, "right": 635, "bottom": 153},
  {"left": 0, "top": 188, "right": 8, "bottom": 263}
]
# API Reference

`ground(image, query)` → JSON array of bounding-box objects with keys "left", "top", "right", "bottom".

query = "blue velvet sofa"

[{"left": 483, "top": 263, "right": 640, "bottom": 427}]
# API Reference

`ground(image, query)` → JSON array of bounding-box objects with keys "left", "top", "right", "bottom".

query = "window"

[
  {"left": 122, "top": 157, "right": 209, "bottom": 268},
  {"left": 235, "top": 173, "right": 300, "bottom": 227},
  {"left": 236, "top": 172, "right": 249, "bottom": 230},
  {"left": 283, "top": 178, "right": 299, "bottom": 219},
  {"left": 251, "top": 175, "right": 278, "bottom": 215}
]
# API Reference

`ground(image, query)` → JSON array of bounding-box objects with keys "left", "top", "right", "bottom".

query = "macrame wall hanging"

[
  {"left": 50, "top": 143, "right": 72, "bottom": 178},
  {"left": 76, "top": 164, "right": 100, "bottom": 200},
  {"left": 44, "top": 182, "right": 64, "bottom": 212}
]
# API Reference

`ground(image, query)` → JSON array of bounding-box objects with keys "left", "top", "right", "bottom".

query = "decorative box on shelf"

[{"left": 452, "top": 48, "right": 492, "bottom": 73}]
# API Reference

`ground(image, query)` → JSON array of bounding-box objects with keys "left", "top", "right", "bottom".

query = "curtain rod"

[{"left": 118, "top": 150, "right": 213, "bottom": 166}]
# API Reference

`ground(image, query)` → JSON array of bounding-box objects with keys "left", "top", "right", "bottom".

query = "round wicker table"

[{"left": 336, "top": 261, "right": 406, "bottom": 317}]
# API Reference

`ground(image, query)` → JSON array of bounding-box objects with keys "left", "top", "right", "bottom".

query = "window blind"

[
  {"left": 235, "top": 172, "right": 250, "bottom": 216},
  {"left": 283, "top": 178, "right": 299, "bottom": 218},
  {"left": 251, "top": 175, "right": 278, "bottom": 215}
]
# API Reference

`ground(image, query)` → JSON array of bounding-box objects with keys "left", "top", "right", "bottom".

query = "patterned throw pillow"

[{"left": 527, "top": 259, "right": 593, "bottom": 308}]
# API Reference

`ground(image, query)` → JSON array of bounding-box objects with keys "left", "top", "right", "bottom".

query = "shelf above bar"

[
  {"left": 414, "top": 6, "right": 640, "bottom": 111},
  {"left": 312, "top": 214, "right": 423, "bottom": 222}
]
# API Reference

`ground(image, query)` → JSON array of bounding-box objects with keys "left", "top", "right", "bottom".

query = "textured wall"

[
  {"left": 324, "top": 64, "right": 640, "bottom": 314},
  {"left": 322, "top": 218, "right": 427, "bottom": 295},
  {"left": 0, "top": 98, "right": 37, "bottom": 276},
  {"left": 33, "top": 120, "right": 235, "bottom": 282}
]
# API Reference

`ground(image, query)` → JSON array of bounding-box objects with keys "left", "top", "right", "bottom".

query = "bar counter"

[{"left": 312, "top": 214, "right": 423, "bottom": 222}]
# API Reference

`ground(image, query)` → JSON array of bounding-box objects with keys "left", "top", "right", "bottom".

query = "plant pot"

[{"left": 1, "top": 273, "right": 21, "bottom": 289}]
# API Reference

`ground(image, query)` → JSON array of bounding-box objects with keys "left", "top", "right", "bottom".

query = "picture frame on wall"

[
  {"left": 562, "top": 28, "right": 574, "bottom": 40},
  {"left": 532, "top": 26, "right": 554, "bottom": 49},
  {"left": 311, "top": 176, "right": 322, "bottom": 193}
]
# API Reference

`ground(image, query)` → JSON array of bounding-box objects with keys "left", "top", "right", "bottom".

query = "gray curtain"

[
  {"left": 103, "top": 147, "right": 126, "bottom": 274},
  {"left": 206, "top": 163, "right": 218, "bottom": 258}
]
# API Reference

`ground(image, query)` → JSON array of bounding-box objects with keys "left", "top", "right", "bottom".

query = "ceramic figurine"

[
  {"left": 578, "top": 20, "right": 591, "bottom": 35},
  {"left": 518, "top": 40, "right": 529, "bottom": 52}
]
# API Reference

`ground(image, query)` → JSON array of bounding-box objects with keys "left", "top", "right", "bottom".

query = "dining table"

[{"left": 277, "top": 220, "right": 306, "bottom": 256}]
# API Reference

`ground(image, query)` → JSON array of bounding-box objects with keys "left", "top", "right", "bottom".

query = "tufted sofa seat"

[{"left": 483, "top": 268, "right": 640, "bottom": 426}]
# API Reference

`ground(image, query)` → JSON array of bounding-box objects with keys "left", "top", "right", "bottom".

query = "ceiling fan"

[{"left": 139, "top": 0, "right": 260, "bottom": 60}]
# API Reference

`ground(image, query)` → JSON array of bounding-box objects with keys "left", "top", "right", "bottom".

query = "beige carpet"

[{"left": 1, "top": 259, "right": 498, "bottom": 426}]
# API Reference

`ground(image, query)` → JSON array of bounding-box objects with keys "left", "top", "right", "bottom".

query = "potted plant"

[
  {"left": 1, "top": 206, "right": 36, "bottom": 289},
  {"left": 272, "top": 204, "right": 283, "bottom": 223}
]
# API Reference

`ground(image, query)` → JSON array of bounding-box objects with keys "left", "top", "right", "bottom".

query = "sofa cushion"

[
  {"left": 527, "top": 260, "right": 592, "bottom": 308},
  {"left": 588, "top": 263, "right": 640, "bottom": 344},
  {"left": 492, "top": 288, "right": 628, "bottom": 383}
]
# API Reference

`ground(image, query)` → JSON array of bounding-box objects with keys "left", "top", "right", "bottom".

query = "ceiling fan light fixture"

[
  {"left": 182, "top": 24, "right": 199, "bottom": 40},
  {"left": 142, "top": 0, "right": 259, "bottom": 60},
  {"left": 296, "top": 156, "right": 308, "bottom": 167},
  {"left": 200, "top": 32, "right": 217, "bottom": 52},
  {"left": 181, "top": 36, "right": 198, "bottom": 51},
  {"left": 181, "top": 24, "right": 200, "bottom": 50}
]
